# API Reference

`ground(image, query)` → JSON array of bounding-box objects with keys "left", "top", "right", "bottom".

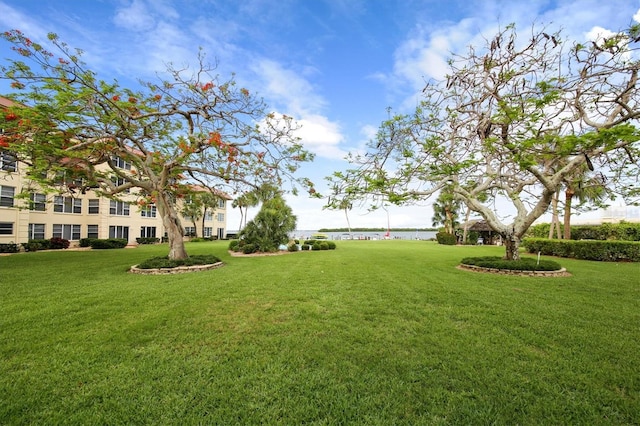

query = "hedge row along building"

[{"left": 0, "top": 96, "right": 231, "bottom": 246}]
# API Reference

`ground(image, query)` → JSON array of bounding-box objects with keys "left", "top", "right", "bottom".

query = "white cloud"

[
  {"left": 250, "top": 59, "right": 348, "bottom": 159},
  {"left": 251, "top": 59, "right": 327, "bottom": 116},
  {"left": 585, "top": 26, "right": 618, "bottom": 41},
  {"left": 294, "top": 114, "right": 347, "bottom": 160},
  {"left": 114, "top": 0, "right": 155, "bottom": 32},
  {"left": 635, "top": 8, "right": 640, "bottom": 23}
]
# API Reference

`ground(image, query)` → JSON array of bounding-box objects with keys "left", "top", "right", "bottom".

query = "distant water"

[{"left": 291, "top": 230, "right": 437, "bottom": 241}]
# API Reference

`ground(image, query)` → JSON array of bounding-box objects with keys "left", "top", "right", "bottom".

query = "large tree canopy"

[
  {"left": 327, "top": 24, "right": 640, "bottom": 259},
  {"left": 0, "top": 30, "right": 314, "bottom": 259}
]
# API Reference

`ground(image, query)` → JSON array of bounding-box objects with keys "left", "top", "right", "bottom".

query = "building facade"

[{"left": 1, "top": 97, "right": 230, "bottom": 246}]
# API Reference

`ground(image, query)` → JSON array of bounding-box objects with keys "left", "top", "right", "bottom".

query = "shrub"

[
  {"left": 436, "top": 232, "right": 456, "bottom": 245},
  {"left": 228, "top": 240, "right": 240, "bottom": 251},
  {"left": 242, "top": 243, "right": 258, "bottom": 254},
  {"left": 136, "top": 237, "right": 159, "bottom": 245},
  {"left": 22, "top": 239, "right": 50, "bottom": 252},
  {"left": 461, "top": 256, "right": 562, "bottom": 271},
  {"left": 312, "top": 242, "right": 321, "bottom": 251},
  {"left": 0, "top": 243, "right": 19, "bottom": 253},
  {"left": 49, "top": 237, "right": 70, "bottom": 250},
  {"left": 327, "top": 241, "right": 337, "bottom": 250},
  {"left": 90, "top": 238, "right": 128, "bottom": 249},
  {"left": 136, "top": 254, "right": 221, "bottom": 269},
  {"left": 522, "top": 238, "right": 640, "bottom": 262},
  {"left": 287, "top": 243, "right": 299, "bottom": 252},
  {"left": 301, "top": 244, "right": 311, "bottom": 251},
  {"left": 79, "top": 238, "right": 97, "bottom": 248},
  {"left": 319, "top": 241, "right": 330, "bottom": 250}
]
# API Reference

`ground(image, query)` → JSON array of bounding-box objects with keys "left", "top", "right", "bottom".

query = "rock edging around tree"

[
  {"left": 457, "top": 264, "right": 571, "bottom": 277},
  {"left": 129, "top": 262, "right": 224, "bottom": 274}
]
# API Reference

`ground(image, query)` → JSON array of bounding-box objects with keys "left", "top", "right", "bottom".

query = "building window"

[
  {"left": 0, "top": 222, "right": 13, "bottom": 235},
  {"left": 109, "top": 200, "right": 130, "bottom": 216},
  {"left": 217, "top": 213, "right": 224, "bottom": 222},
  {"left": 184, "top": 226, "right": 196, "bottom": 237},
  {"left": 109, "top": 225, "right": 129, "bottom": 239},
  {"left": 140, "top": 226, "right": 156, "bottom": 238},
  {"left": 217, "top": 199, "right": 225, "bottom": 208},
  {"left": 54, "top": 196, "right": 82, "bottom": 214},
  {"left": 0, "top": 152, "right": 17, "bottom": 172},
  {"left": 203, "top": 227, "right": 213, "bottom": 237},
  {"left": 204, "top": 211, "right": 213, "bottom": 221},
  {"left": 0, "top": 186, "right": 15, "bottom": 207},
  {"left": 53, "top": 224, "right": 81, "bottom": 240},
  {"left": 111, "top": 176, "right": 130, "bottom": 193},
  {"left": 88, "top": 199, "right": 100, "bottom": 214},
  {"left": 87, "top": 224, "right": 99, "bottom": 239},
  {"left": 111, "top": 156, "right": 132, "bottom": 170},
  {"left": 29, "top": 193, "right": 47, "bottom": 211},
  {"left": 28, "top": 223, "right": 45, "bottom": 239},
  {"left": 141, "top": 205, "right": 157, "bottom": 218}
]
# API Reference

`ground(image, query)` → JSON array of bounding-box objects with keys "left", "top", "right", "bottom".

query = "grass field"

[{"left": 1, "top": 240, "right": 639, "bottom": 424}]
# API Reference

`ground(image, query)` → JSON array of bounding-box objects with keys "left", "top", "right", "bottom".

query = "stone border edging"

[
  {"left": 129, "top": 262, "right": 224, "bottom": 274},
  {"left": 457, "top": 264, "right": 571, "bottom": 277}
]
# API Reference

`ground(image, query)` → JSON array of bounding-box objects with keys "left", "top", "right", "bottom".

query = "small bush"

[
  {"left": 22, "top": 239, "right": 50, "bottom": 252},
  {"left": 228, "top": 240, "right": 240, "bottom": 251},
  {"left": 90, "top": 238, "right": 128, "bottom": 249},
  {"left": 242, "top": 243, "right": 258, "bottom": 254},
  {"left": 319, "top": 241, "right": 330, "bottom": 250},
  {"left": 312, "top": 242, "right": 321, "bottom": 251},
  {"left": 327, "top": 241, "right": 337, "bottom": 250},
  {"left": 79, "top": 238, "right": 97, "bottom": 248},
  {"left": 0, "top": 243, "right": 19, "bottom": 253},
  {"left": 136, "top": 237, "right": 159, "bottom": 245},
  {"left": 189, "top": 237, "right": 206, "bottom": 242},
  {"left": 301, "top": 244, "right": 311, "bottom": 251},
  {"left": 137, "top": 254, "right": 221, "bottom": 269},
  {"left": 436, "top": 232, "right": 457, "bottom": 245},
  {"left": 49, "top": 237, "right": 70, "bottom": 250},
  {"left": 522, "top": 238, "right": 640, "bottom": 262},
  {"left": 287, "top": 243, "right": 299, "bottom": 252},
  {"left": 461, "top": 256, "right": 562, "bottom": 271}
]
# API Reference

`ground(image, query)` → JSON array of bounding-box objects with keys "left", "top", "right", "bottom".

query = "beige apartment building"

[{"left": 1, "top": 97, "right": 230, "bottom": 247}]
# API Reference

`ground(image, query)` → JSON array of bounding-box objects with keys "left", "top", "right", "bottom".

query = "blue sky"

[{"left": 1, "top": 0, "right": 639, "bottom": 230}]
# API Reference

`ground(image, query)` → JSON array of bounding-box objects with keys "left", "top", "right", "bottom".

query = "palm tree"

[
  {"left": 562, "top": 170, "right": 608, "bottom": 239},
  {"left": 432, "top": 185, "right": 461, "bottom": 235},
  {"left": 232, "top": 183, "right": 279, "bottom": 231}
]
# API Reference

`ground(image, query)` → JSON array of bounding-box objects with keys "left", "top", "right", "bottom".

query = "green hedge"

[
  {"left": 137, "top": 254, "right": 221, "bottom": 269},
  {"left": 522, "top": 238, "right": 640, "bottom": 262},
  {"left": 0, "top": 243, "right": 19, "bottom": 253},
  {"left": 136, "top": 237, "right": 160, "bottom": 245},
  {"left": 89, "top": 238, "right": 128, "bottom": 249},
  {"left": 461, "top": 256, "right": 562, "bottom": 271}
]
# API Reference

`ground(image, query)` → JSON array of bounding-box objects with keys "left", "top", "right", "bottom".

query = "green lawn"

[{"left": 1, "top": 240, "right": 639, "bottom": 424}]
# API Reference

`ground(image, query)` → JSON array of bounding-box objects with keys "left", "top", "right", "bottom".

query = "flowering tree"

[
  {"left": 327, "top": 24, "right": 640, "bottom": 260},
  {"left": 0, "top": 30, "right": 314, "bottom": 259}
]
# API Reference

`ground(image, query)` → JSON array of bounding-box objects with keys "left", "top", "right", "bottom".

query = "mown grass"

[{"left": 1, "top": 240, "right": 639, "bottom": 424}]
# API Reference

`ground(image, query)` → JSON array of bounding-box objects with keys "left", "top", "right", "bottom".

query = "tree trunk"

[
  {"left": 202, "top": 207, "right": 207, "bottom": 238},
  {"left": 503, "top": 233, "right": 521, "bottom": 260},
  {"left": 462, "top": 207, "right": 471, "bottom": 243},
  {"left": 157, "top": 192, "right": 188, "bottom": 260},
  {"left": 549, "top": 190, "right": 561, "bottom": 239},
  {"left": 445, "top": 207, "right": 453, "bottom": 234},
  {"left": 344, "top": 208, "right": 352, "bottom": 237},
  {"left": 563, "top": 189, "right": 574, "bottom": 240},
  {"left": 191, "top": 218, "right": 198, "bottom": 238}
]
